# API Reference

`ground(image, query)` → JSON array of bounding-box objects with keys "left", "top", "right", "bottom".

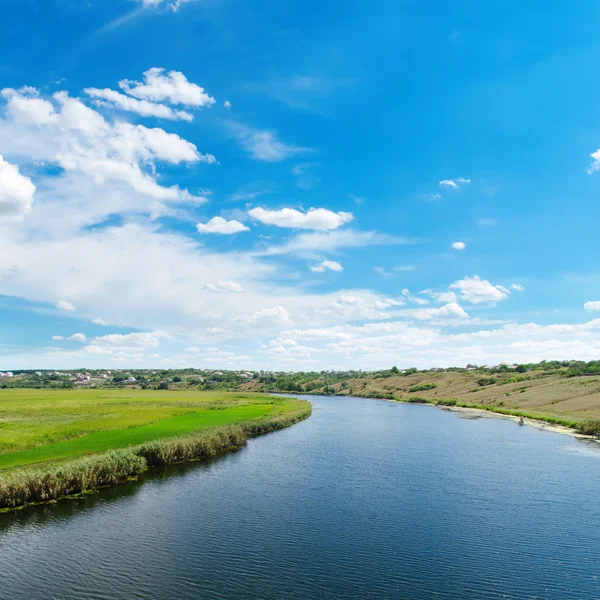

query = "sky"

[{"left": 1, "top": 0, "right": 600, "bottom": 371}]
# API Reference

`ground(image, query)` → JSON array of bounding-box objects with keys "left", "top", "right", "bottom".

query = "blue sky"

[{"left": 0, "top": 0, "right": 599, "bottom": 370}]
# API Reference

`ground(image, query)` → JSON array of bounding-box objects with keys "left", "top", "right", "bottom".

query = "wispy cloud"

[
  {"left": 244, "top": 74, "right": 357, "bottom": 112},
  {"left": 223, "top": 121, "right": 308, "bottom": 162},
  {"left": 439, "top": 177, "right": 471, "bottom": 189}
]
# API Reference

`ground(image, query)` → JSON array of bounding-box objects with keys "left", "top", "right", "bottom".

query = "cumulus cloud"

[
  {"left": 224, "top": 121, "right": 307, "bottom": 162},
  {"left": 440, "top": 177, "right": 471, "bottom": 188},
  {"left": 248, "top": 207, "right": 353, "bottom": 231},
  {"left": 0, "top": 85, "right": 215, "bottom": 207},
  {"left": 56, "top": 299, "right": 76, "bottom": 311},
  {"left": 0, "top": 155, "right": 35, "bottom": 220},
  {"left": 85, "top": 87, "right": 193, "bottom": 121},
  {"left": 452, "top": 241, "right": 466, "bottom": 250},
  {"left": 204, "top": 280, "right": 246, "bottom": 293},
  {"left": 196, "top": 216, "right": 249, "bottom": 234},
  {"left": 310, "top": 260, "right": 343, "bottom": 272},
  {"left": 119, "top": 68, "right": 215, "bottom": 107},
  {"left": 270, "top": 318, "right": 600, "bottom": 370},
  {"left": 91, "top": 317, "right": 109, "bottom": 325},
  {"left": 584, "top": 301, "right": 600, "bottom": 311},
  {"left": 248, "top": 306, "right": 293, "bottom": 327},
  {"left": 68, "top": 333, "right": 87, "bottom": 342},
  {"left": 450, "top": 276, "right": 510, "bottom": 305},
  {"left": 587, "top": 150, "right": 600, "bottom": 174},
  {"left": 411, "top": 302, "right": 469, "bottom": 321},
  {"left": 510, "top": 284, "right": 526, "bottom": 292},
  {"left": 51, "top": 335, "right": 64, "bottom": 341},
  {"left": 224, "top": 100, "right": 232, "bottom": 109}
]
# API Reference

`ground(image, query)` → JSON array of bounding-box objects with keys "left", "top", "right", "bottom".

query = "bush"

[
  {"left": 436, "top": 398, "right": 457, "bottom": 406},
  {"left": 477, "top": 377, "right": 497, "bottom": 386},
  {"left": 577, "top": 420, "right": 600, "bottom": 436},
  {"left": 407, "top": 397, "right": 429, "bottom": 404},
  {"left": 408, "top": 382, "right": 437, "bottom": 393}
]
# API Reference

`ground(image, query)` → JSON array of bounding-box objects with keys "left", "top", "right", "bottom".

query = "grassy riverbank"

[
  {"left": 0, "top": 389, "right": 311, "bottom": 510},
  {"left": 240, "top": 370, "right": 600, "bottom": 435}
]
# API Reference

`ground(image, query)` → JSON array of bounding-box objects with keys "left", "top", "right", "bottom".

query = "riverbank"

[
  {"left": 275, "top": 389, "right": 600, "bottom": 442},
  {"left": 0, "top": 390, "right": 311, "bottom": 511},
  {"left": 239, "top": 368, "right": 600, "bottom": 433}
]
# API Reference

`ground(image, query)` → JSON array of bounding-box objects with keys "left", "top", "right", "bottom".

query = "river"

[{"left": 1, "top": 395, "right": 599, "bottom": 599}]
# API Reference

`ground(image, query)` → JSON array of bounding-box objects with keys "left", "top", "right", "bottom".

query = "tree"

[
  {"left": 391, "top": 366, "right": 399, "bottom": 374},
  {"left": 158, "top": 381, "right": 169, "bottom": 390}
]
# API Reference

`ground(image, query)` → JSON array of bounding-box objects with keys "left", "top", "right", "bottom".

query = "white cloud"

[
  {"left": 310, "top": 260, "right": 343, "bottom": 272},
  {"left": 322, "top": 295, "right": 405, "bottom": 320},
  {"left": 440, "top": 177, "right": 471, "bottom": 188},
  {"left": 257, "top": 229, "right": 412, "bottom": 257},
  {"left": 420, "top": 289, "right": 458, "bottom": 303},
  {"left": 452, "top": 241, "right": 466, "bottom": 250},
  {"left": 119, "top": 68, "right": 215, "bottom": 107},
  {"left": 56, "top": 299, "right": 76, "bottom": 311},
  {"left": 68, "top": 333, "right": 87, "bottom": 342},
  {"left": 1, "top": 87, "right": 57, "bottom": 125},
  {"left": 85, "top": 87, "right": 193, "bottom": 121},
  {"left": 412, "top": 302, "right": 469, "bottom": 321},
  {"left": 91, "top": 317, "right": 109, "bottom": 326},
  {"left": 584, "top": 301, "right": 600, "bottom": 311},
  {"left": 51, "top": 335, "right": 64, "bottom": 341},
  {"left": 248, "top": 306, "right": 293, "bottom": 327},
  {"left": 401, "top": 289, "right": 430, "bottom": 305},
  {"left": 510, "top": 284, "right": 526, "bottom": 292},
  {"left": 248, "top": 207, "right": 353, "bottom": 231},
  {"left": 196, "top": 216, "right": 249, "bottom": 234},
  {"left": 204, "top": 280, "right": 246, "bottom": 293},
  {"left": 450, "top": 275, "right": 510, "bottom": 305},
  {"left": 269, "top": 318, "right": 600, "bottom": 370},
  {"left": 587, "top": 149, "right": 600, "bottom": 174},
  {"left": 138, "top": 0, "right": 195, "bottom": 11},
  {"left": 185, "top": 346, "right": 199, "bottom": 352},
  {"left": 224, "top": 100, "right": 232, "bottom": 109},
  {"left": 92, "top": 332, "right": 160, "bottom": 348},
  {"left": 423, "top": 193, "right": 442, "bottom": 201},
  {"left": 224, "top": 121, "right": 307, "bottom": 162},
  {"left": 0, "top": 155, "right": 35, "bottom": 220},
  {"left": 0, "top": 86, "right": 215, "bottom": 209}
]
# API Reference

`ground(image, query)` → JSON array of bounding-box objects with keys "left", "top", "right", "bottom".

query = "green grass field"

[{"left": 0, "top": 389, "right": 304, "bottom": 472}]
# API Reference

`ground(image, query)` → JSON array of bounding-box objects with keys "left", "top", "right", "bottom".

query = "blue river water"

[{"left": 1, "top": 395, "right": 599, "bottom": 600}]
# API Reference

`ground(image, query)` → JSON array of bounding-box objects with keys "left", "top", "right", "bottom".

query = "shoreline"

[
  {"left": 439, "top": 404, "right": 600, "bottom": 442},
  {"left": 274, "top": 390, "right": 600, "bottom": 444},
  {"left": 0, "top": 402, "right": 312, "bottom": 513}
]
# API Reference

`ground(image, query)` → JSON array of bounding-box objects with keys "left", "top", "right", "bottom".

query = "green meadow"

[{"left": 0, "top": 388, "right": 308, "bottom": 472}]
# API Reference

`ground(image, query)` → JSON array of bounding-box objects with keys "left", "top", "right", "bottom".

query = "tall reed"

[{"left": 0, "top": 401, "right": 312, "bottom": 511}]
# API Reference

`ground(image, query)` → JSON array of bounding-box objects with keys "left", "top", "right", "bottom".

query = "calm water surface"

[{"left": 1, "top": 395, "right": 599, "bottom": 600}]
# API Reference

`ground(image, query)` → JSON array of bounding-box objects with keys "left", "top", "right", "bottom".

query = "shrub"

[
  {"left": 408, "top": 382, "right": 437, "bottom": 393},
  {"left": 477, "top": 377, "right": 497, "bottom": 386},
  {"left": 436, "top": 398, "right": 457, "bottom": 406},
  {"left": 577, "top": 420, "right": 600, "bottom": 436}
]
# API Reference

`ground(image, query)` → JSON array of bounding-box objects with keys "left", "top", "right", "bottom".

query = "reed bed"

[{"left": 0, "top": 402, "right": 311, "bottom": 511}]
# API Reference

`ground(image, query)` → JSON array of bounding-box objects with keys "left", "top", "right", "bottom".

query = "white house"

[{"left": 126, "top": 376, "right": 136, "bottom": 383}]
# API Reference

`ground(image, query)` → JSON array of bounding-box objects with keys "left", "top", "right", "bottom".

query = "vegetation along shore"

[{"left": 0, "top": 389, "right": 311, "bottom": 511}]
